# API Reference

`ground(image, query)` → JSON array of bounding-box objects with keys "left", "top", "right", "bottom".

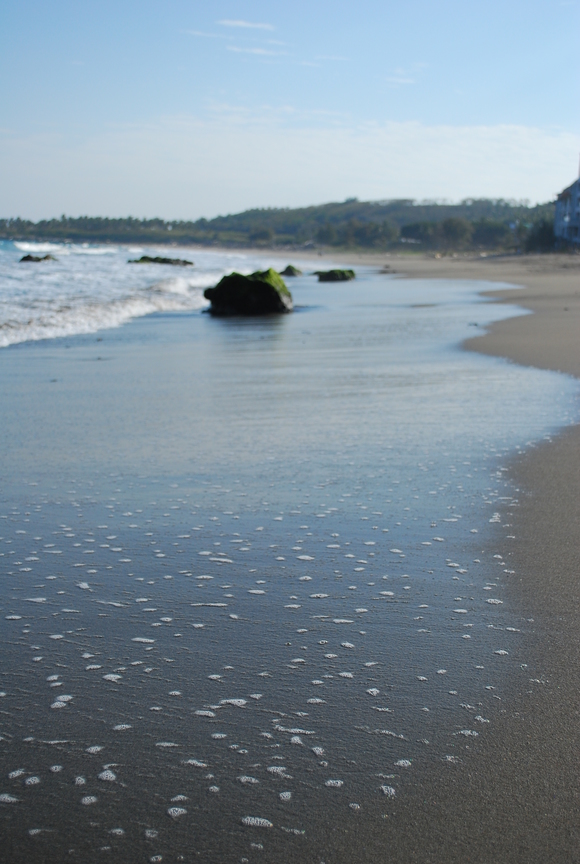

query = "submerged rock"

[
  {"left": 19, "top": 254, "right": 56, "bottom": 262},
  {"left": 128, "top": 255, "right": 193, "bottom": 266},
  {"left": 315, "top": 269, "right": 355, "bottom": 282},
  {"left": 204, "top": 268, "right": 293, "bottom": 316},
  {"left": 280, "top": 264, "right": 302, "bottom": 277}
]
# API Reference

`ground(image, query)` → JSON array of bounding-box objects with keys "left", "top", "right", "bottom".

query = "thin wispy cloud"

[
  {"left": 386, "top": 63, "right": 427, "bottom": 86},
  {"left": 386, "top": 67, "right": 416, "bottom": 85},
  {"left": 218, "top": 19, "right": 275, "bottom": 31},
  {"left": 205, "top": 102, "right": 346, "bottom": 123},
  {"left": 185, "top": 29, "right": 232, "bottom": 40},
  {"left": 386, "top": 75, "right": 415, "bottom": 85},
  {"left": 227, "top": 46, "right": 286, "bottom": 56}
]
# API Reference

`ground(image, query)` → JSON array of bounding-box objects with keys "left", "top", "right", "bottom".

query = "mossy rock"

[
  {"left": 315, "top": 269, "right": 355, "bottom": 282},
  {"left": 19, "top": 254, "right": 57, "bottom": 262},
  {"left": 204, "top": 268, "right": 293, "bottom": 316},
  {"left": 280, "top": 264, "right": 302, "bottom": 276},
  {"left": 128, "top": 255, "right": 193, "bottom": 266}
]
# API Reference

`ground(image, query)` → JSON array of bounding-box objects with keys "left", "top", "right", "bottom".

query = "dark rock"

[
  {"left": 204, "top": 268, "right": 293, "bottom": 316},
  {"left": 280, "top": 265, "right": 302, "bottom": 277},
  {"left": 19, "top": 254, "right": 57, "bottom": 262},
  {"left": 128, "top": 255, "right": 193, "bottom": 266},
  {"left": 315, "top": 269, "right": 355, "bottom": 282}
]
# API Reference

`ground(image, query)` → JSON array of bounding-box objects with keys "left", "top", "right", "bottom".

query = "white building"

[{"left": 554, "top": 177, "right": 580, "bottom": 244}]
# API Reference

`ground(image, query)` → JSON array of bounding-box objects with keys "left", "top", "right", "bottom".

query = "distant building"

[{"left": 554, "top": 177, "right": 580, "bottom": 244}]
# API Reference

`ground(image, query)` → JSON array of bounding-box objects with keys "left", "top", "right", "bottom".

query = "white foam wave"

[
  {"left": 14, "top": 241, "right": 118, "bottom": 256},
  {"left": 14, "top": 241, "right": 66, "bottom": 253},
  {"left": 72, "top": 246, "right": 119, "bottom": 255},
  {"left": 152, "top": 274, "right": 224, "bottom": 295},
  {"left": 0, "top": 290, "right": 208, "bottom": 348}
]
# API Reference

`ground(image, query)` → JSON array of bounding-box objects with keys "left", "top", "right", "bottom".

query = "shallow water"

[{"left": 0, "top": 257, "right": 578, "bottom": 862}]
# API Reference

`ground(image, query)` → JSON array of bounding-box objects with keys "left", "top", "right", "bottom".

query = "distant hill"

[{"left": 0, "top": 198, "right": 556, "bottom": 252}]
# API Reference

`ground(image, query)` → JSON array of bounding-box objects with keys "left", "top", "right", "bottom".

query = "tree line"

[{"left": 0, "top": 198, "right": 557, "bottom": 252}]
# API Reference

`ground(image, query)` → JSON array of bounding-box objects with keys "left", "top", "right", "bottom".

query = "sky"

[{"left": 1, "top": 0, "right": 579, "bottom": 220}]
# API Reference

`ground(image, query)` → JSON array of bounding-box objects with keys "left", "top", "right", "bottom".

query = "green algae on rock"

[
  {"left": 280, "top": 265, "right": 302, "bottom": 277},
  {"left": 128, "top": 256, "right": 194, "bottom": 266},
  {"left": 204, "top": 268, "right": 293, "bottom": 316},
  {"left": 315, "top": 269, "right": 355, "bottom": 282}
]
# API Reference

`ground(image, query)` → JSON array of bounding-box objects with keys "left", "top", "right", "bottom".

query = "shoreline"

[
  {"left": 390, "top": 253, "right": 580, "bottom": 860},
  {"left": 238, "top": 248, "right": 580, "bottom": 858},
  {"left": 246, "top": 245, "right": 580, "bottom": 377},
  {"left": 345, "top": 251, "right": 580, "bottom": 859},
  {"left": 270, "top": 247, "right": 580, "bottom": 859}
]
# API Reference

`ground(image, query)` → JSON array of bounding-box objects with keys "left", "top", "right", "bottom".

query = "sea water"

[
  {"left": 0, "top": 246, "right": 578, "bottom": 862},
  {"left": 0, "top": 240, "right": 285, "bottom": 348}
]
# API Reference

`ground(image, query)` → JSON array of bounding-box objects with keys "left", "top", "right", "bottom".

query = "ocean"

[
  {"left": 0, "top": 240, "right": 285, "bottom": 348},
  {"left": 0, "top": 242, "right": 577, "bottom": 862}
]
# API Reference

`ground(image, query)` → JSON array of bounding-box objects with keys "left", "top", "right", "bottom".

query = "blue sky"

[{"left": 1, "top": 0, "right": 579, "bottom": 219}]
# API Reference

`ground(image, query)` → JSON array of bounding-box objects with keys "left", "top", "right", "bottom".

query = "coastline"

[
  {"left": 263, "top": 247, "right": 580, "bottom": 859},
  {"left": 254, "top": 246, "right": 580, "bottom": 376},
  {"left": 342, "top": 251, "right": 580, "bottom": 860},
  {"left": 429, "top": 254, "right": 580, "bottom": 860}
]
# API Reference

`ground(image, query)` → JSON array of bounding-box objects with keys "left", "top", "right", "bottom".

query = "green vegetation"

[{"left": 0, "top": 198, "right": 557, "bottom": 253}]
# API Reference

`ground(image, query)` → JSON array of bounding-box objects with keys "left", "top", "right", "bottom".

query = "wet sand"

[
  {"left": 267, "top": 248, "right": 580, "bottom": 377},
  {"left": 251, "top": 249, "right": 580, "bottom": 860},
  {"left": 428, "top": 254, "right": 580, "bottom": 861},
  {"left": 333, "top": 252, "right": 580, "bottom": 861},
  {"left": 389, "top": 252, "right": 580, "bottom": 377},
  {"left": 353, "top": 431, "right": 580, "bottom": 864}
]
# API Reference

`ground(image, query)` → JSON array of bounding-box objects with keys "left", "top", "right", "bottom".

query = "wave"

[
  {"left": 14, "top": 241, "right": 68, "bottom": 254},
  {"left": 13, "top": 242, "right": 118, "bottom": 256},
  {"left": 0, "top": 242, "right": 293, "bottom": 348},
  {"left": 0, "top": 287, "right": 209, "bottom": 348}
]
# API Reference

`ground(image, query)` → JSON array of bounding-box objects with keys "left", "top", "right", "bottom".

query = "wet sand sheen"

[{"left": 346, "top": 252, "right": 580, "bottom": 862}]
